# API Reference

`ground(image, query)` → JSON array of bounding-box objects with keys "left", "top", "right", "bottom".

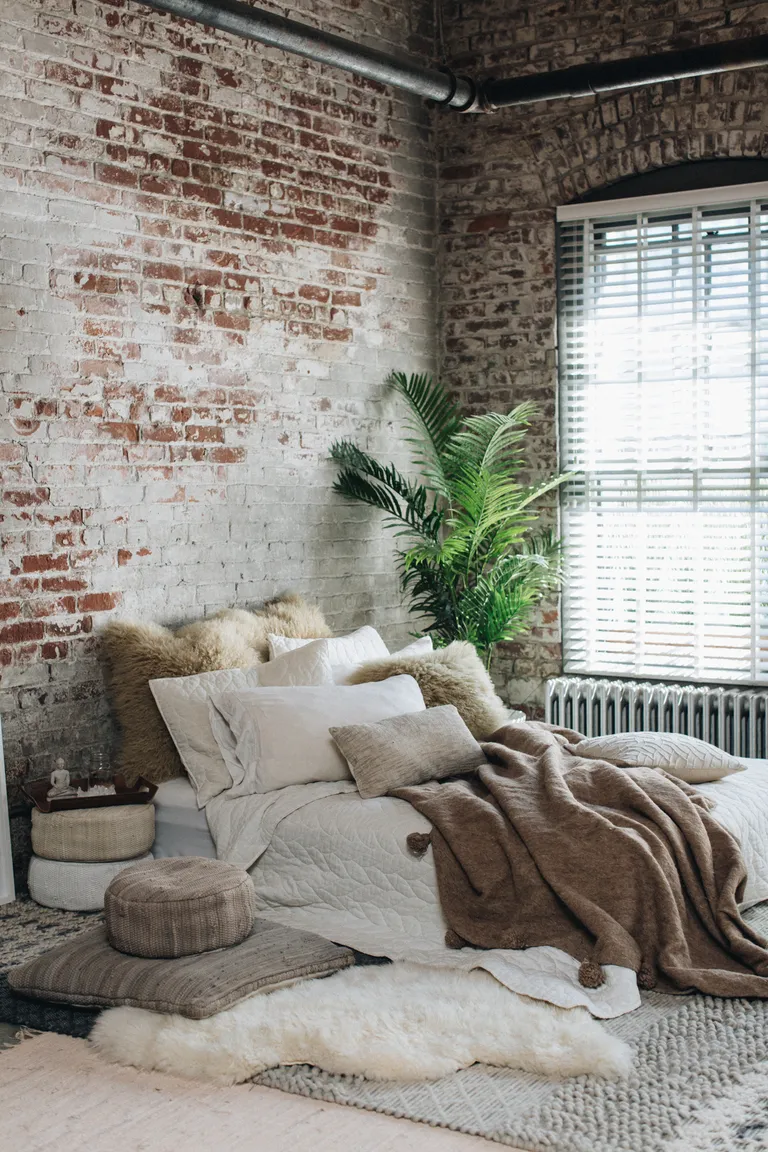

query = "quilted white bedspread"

[
  {"left": 696, "top": 759, "right": 768, "bottom": 908},
  {"left": 244, "top": 791, "right": 640, "bottom": 1018},
  {"left": 204, "top": 758, "right": 768, "bottom": 1020}
]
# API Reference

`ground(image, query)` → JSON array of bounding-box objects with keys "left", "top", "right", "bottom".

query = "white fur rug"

[{"left": 90, "top": 961, "right": 632, "bottom": 1085}]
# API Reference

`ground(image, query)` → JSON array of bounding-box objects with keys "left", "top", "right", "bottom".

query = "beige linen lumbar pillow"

[
  {"left": 331, "top": 704, "right": 487, "bottom": 799},
  {"left": 576, "top": 732, "right": 747, "bottom": 784},
  {"left": 346, "top": 641, "right": 509, "bottom": 740}
]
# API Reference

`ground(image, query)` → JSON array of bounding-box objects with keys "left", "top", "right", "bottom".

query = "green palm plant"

[{"left": 330, "top": 373, "right": 569, "bottom": 670}]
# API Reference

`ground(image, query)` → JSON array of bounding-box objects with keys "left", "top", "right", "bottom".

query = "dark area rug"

[{"left": 0, "top": 899, "right": 101, "bottom": 1037}]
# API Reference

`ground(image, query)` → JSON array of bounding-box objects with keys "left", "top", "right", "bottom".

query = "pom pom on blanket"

[
  {"left": 406, "top": 831, "right": 432, "bottom": 858},
  {"left": 578, "top": 960, "right": 605, "bottom": 989}
]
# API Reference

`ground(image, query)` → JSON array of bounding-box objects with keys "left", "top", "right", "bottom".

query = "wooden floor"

[{"left": 0, "top": 1032, "right": 517, "bottom": 1152}]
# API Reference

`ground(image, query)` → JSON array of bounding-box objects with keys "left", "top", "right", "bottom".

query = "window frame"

[{"left": 555, "top": 180, "right": 768, "bottom": 687}]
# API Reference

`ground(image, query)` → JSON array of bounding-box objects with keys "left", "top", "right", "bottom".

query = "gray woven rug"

[
  {"left": 254, "top": 902, "right": 768, "bottom": 1152},
  {"left": 0, "top": 899, "right": 102, "bottom": 1036}
]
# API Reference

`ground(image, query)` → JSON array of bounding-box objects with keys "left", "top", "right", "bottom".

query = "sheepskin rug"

[{"left": 90, "top": 961, "right": 632, "bottom": 1086}]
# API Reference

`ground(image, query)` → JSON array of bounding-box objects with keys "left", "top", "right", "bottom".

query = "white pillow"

[
  {"left": 258, "top": 638, "right": 336, "bottom": 687},
  {"left": 327, "top": 635, "right": 434, "bottom": 682},
  {"left": 393, "top": 636, "right": 433, "bottom": 657},
  {"left": 576, "top": 732, "right": 747, "bottom": 784},
  {"left": 149, "top": 667, "right": 262, "bottom": 807},
  {"left": 209, "top": 675, "right": 426, "bottom": 793},
  {"left": 267, "top": 625, "right": 388, "bottom": 664}
]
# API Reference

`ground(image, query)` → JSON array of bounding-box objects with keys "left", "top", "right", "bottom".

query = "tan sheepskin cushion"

[
  {"left": 102, "top": 594, "right": 331, "bottom": 785},
  {"left": 346, "top": 641, "right": 509, "bottom": 740},
  {"left": 105, "top": 857, "right": 257, "bottom": 959}
]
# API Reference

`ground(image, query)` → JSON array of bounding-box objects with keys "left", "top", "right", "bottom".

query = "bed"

[{"left": 152, "top": 757, "right": 768, "bottom": 1017}]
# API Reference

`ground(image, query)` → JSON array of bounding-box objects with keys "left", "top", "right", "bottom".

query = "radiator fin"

[{"left": 545, "top": 678, "right": 767, "bottom": 759}]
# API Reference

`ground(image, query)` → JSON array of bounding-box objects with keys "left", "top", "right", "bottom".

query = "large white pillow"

[
  {"left": 149, "top": 667, "right": 262, "bottom": 807},
  {"left": 267, "top": 625, "right": 388, "bottom": 664},
  {"left": 576, "top": 732, "right": 747, "bottom": 784},
  {"left": 258, "top": 638, "right": 336, "bottom": 687},
  {"left": 209, "top": 675, "right": 426, "bottom": 793}
]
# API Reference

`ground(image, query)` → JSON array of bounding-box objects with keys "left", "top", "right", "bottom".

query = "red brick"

[
  {"left": 45, "top": 616, "right": 93, "bottom": 637},
  {"left": 3, "top": 488, "right": 49, "bottom": 507},
  {"left": 0, "top": 621, "right": 44, "bottom": 644},
  {"left": 0, "top": 602, "right": 20, "bottom": 621},
  {"left": 78, "top": 592, "right": 121, "bottom": 612},
  {"left": 42, "top": 640, "right": 69, "bottom": 660},
  {"left": 330, "top": 217, "right": 360, "bottom": 234},
  {"left": 99, "top": 422, "right": 139, "bottom": 441},
  {"left": 42, "top": 575, "right": 88, "bottom": 592},
  {"left": 74, "top": 272, "right": 119, "bottom": 293},
  {"left": 46, "top": 62, "right": 93, "bottom": 89},
  {"left": 182, "top": 182, "right": 222, "bottom": 206},
  {"left": 143, "top": 425, "right": 182, "bottom": 442},
  {"left": 185, "top": 425, "right": 224, "bottom": 443},
  {"left": 27, "top": 596, "right": 77, "bottom": 617},
  {"left": 467, "top": 212, "right": 511, "bottom": 234},
  {"left": 299, "top": 285, "right": 330, "bottom": 303},
  {"left": 96, "top": 164, "right": 139, "bottom": 189},
  {"left": 22, "top": 554, "right": 68, "bottom": 574},
  {"left": 144, "top": 262, "right": 184, "bottom": 281}
]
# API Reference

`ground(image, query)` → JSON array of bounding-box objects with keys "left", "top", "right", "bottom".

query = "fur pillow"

[
  {"left": 346, "top": 641, "right": 509, "bottom": 740},
  {"left": 103, "top": 595, "right": 331, "bottom": 785}
]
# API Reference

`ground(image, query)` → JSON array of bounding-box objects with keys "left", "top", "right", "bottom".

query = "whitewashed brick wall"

[{"left": 0, "top": 0, "right": 437, "bottom": 818}]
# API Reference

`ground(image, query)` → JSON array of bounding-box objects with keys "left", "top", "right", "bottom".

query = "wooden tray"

[{"left": 22, "top": 774, "right": 158, "bottom": 814}]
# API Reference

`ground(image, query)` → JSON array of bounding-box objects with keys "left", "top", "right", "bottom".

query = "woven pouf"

[
  {"left": 105, "top": 857, "right": 257, "bottom": 959},
  {"left": 28, "top": 852, "right": 155, "bottom": 912},
  {"left": 31, "top": 805, "right": 155, "bottom": 862}
]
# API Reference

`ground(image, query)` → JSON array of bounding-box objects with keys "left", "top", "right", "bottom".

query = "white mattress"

[{"left": 153, "top": 778, "right": 216, "bottom": 859}]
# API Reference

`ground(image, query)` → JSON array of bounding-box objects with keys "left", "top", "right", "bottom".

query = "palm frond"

[
  {"left": 443, "top": 402, "right": 538, "bottom": 479},
  {"left": 389, "top": 372, "right": 461, "bottom": 496},
  {"left": 331, "top": 440, "right": 443, "bottom": 541}
]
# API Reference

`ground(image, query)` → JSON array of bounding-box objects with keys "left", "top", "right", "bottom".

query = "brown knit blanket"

[{"left": 393, "top": 721, "right": 768, "bottom": 996}]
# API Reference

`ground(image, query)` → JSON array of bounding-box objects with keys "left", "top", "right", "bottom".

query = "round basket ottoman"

[
  {"left": 105, "top": 857, "right": 256, "bottom": 959},
  {"left": 28, "top": 852, "right": 154, "bottom": 912},
  {"left": 31, "top": 804, "right": 155, "bottom": 862}
]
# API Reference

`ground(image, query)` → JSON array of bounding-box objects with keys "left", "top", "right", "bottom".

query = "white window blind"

[{"left": 557, "top": 183, "right": 768, "bottom": 684}]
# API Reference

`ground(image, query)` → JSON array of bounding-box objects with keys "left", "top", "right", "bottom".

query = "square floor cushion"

[{"left": 9, "top": 919, "right": 353, "bottom": 1019}]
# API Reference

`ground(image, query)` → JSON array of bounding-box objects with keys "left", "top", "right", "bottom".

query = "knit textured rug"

[
  {"left": 0, "top": 899, "right": 101, "bottom": 1036},
  {"left": 249, "top": 902, "right": 768, "bottom": 1152}
]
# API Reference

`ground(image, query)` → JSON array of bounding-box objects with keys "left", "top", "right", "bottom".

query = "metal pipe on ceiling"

[
  {"left": 138, "top": 0, "right": 476, "bottom": 109},
  {"left": 482, "top": 34, "right": 768, "bottom": 109},
  {"left": 135, "top": 0, "right": 768, "bottom": 114}
]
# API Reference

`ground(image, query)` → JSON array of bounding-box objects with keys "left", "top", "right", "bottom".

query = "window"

[{"left": 557, "top": 182, "right": 768, "bottom": 684}]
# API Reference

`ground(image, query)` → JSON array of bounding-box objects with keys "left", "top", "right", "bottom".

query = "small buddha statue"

[{"left": 47, "top": 759, "right": 77, "bottom": 800}]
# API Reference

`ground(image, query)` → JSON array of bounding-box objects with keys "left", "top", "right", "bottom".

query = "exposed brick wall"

[
  {"left": 438, "top": 0, "right": 768, "bottom": 711},
  {"left": 0, "top": 0, "right": 436, "bottom": 816}
]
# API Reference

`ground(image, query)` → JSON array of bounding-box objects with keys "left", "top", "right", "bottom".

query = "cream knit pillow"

[{"left": 576, "top": 732, "right": 747, "bottom": 784}]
